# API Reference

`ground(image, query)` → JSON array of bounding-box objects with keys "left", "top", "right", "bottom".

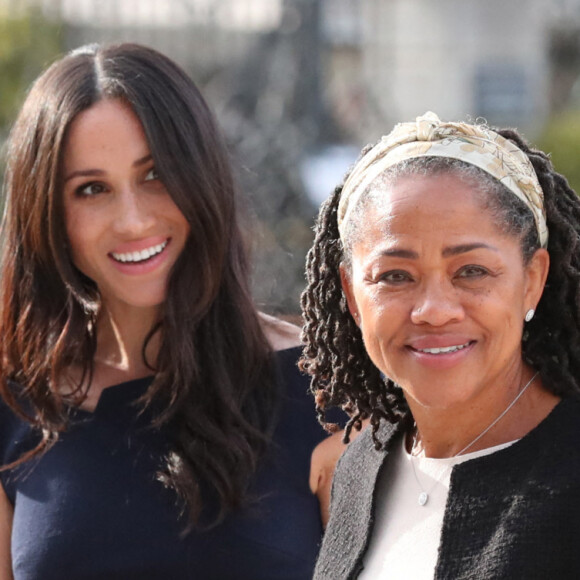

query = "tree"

[
  {"left": 0, "top": 7, "right": 62, "bottom": 139},
  {"left": 537, "top": 109, "right": 580, "bottom": 195}
]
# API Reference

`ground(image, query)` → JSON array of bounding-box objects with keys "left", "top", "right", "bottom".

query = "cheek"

[
  {"left": 466, "top": 288, "right": 526, "bottom": 362},
  {"left": 64, "top": 200, "right": 84, "bottom": 241},
  {"left": 64, "top": 210, "right": 98, "bottom": 270},
  {"left": 486, "top": 302, "right": 524, "bottom": 346},
  {"left": 355, "top": 286, "right": 404, "bottom": 328},
  {"left": 356, "top": 295, "right": 399, "bottom": 359},
  {"left": 157, "top": 196, "right": 190, "bottom": 234},
  {"left": 478, "top": 279, "right": 526, "bottom": 322}
]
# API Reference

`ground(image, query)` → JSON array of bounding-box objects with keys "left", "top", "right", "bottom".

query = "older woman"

[{"left": 301, "top": 112, "right": 580, "bottom": 578}]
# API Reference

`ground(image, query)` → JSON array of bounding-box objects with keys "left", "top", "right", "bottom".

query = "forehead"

[
  {"left": 379, "top": 171, "right": 483, "bottom": 211},
  {"left": 63, "top": 99, "right": 147, "bottom": 172},
  {"left": 348, "top": 172, "right": 510, "bottom": 254}
]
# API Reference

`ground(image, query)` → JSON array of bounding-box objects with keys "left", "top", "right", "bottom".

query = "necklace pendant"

[{"left": 418, "top": 492, "right": 428, "bottom": 506}]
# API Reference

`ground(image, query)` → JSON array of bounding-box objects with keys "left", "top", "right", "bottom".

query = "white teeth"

[
  {"left": 419, "top": 342, "right": 470, "bottom": 354},
  {"left": 112, "top": 240, "right": 168, "bottom": 263}
]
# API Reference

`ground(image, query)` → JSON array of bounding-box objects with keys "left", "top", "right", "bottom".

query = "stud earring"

[{"left": 524, "top": 309, "right": 535, "bottom": 323}]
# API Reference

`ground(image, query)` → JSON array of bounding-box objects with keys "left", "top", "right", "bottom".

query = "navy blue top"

[{"left": 0, "top": 347, "right": 329, "bottom": 579}]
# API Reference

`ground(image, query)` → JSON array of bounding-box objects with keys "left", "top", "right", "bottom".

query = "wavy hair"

[
  {"left": 301, "top": 129, "right": 580, "bottom": 449},
  {"left": 0, "top": 43, "right": 276, "bottom": 525}
]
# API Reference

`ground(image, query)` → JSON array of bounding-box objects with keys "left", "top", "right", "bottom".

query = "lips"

[
  {"left": 111, "top": 240, "right": 168, "bottom": 264},
  {"left": 405, "top": 337, "right": 476, "bottom": 370},
  {"left": 407, "top": 336, "right": 476, "bottom": 354},
  {"left": 414, "top": 342, "right": 472, "bottom": 355}
]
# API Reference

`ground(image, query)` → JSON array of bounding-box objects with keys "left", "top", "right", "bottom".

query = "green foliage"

[
  {"left": 0, "top": 8, "right": 63, "bottom": 136},
  {"left": 536, "top": 109, "right": 580, "bottom": 195}
]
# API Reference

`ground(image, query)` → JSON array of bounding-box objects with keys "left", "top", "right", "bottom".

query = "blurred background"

[{"left": 1, "top": 0, "right": 580, "bottom": 314}]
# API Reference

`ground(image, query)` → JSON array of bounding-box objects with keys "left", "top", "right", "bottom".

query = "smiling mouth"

[
  {"left": 414, "top": 341, "right": 473, "bottom": 355},
  {"left": 110, "top": 240, "right": 168, "bottom": 264}
]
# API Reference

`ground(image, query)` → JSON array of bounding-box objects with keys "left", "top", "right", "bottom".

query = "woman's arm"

[
  {"left": 310, "top": 421, "right": 370, "bottom": 528},
  {"left": 260, "top": 311, "right": 353, "bottom": 526},
  {"left": 259, "top": 312, "right": 302, "bottom": 351},
  {"left": 0, "top": 485, "right": 13, "bottom": 580},
  {"left": 310, "top": 431, "right": 348, "bottom": 528}
]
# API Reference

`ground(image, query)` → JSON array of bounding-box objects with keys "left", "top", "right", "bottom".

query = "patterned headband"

[{"left": 337, "top": 112, "right": 548, "bottom": 248}]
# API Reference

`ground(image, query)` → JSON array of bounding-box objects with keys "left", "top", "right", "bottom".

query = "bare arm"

[
  {"left": 310, "top": 431, "right": 347, "bottom": 528},
  {"left": 260, "top": 312, "right": 348, "bottom": 525},
  {"left": 310, "top": 421, "right": 370, "bottom": 528},
  {"left": 0, "top": 485, "right": 13, "bottom": 580},
  {"left": 259, "top": 312, "right": 302, "bottom": 351}
]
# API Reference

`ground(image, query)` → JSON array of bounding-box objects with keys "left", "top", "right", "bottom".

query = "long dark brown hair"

[
  {"left": 0, "top": 43, "right": 277, "bottom": 524},
  {"left": 301, "top": 130, "right": 580, "bottom": 449}
]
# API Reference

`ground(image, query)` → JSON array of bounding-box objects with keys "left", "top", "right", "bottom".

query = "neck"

[
  {"left": 408, "top": 366, "right": 559, "bottom": 458},
  {"left": 94, "top": 303, "right": 161, "bottom": 381}
]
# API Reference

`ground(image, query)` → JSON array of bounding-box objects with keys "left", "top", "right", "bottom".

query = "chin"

[{"left": 404, "top": 383, "right": 475, "bottom": 411}]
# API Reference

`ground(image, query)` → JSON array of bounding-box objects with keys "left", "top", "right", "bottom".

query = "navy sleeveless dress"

[{"left": 0, "top": 347, "right": 329, "bottom": 579}]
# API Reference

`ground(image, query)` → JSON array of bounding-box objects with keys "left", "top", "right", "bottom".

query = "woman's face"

[
  {"left": 62, "top": 99, "right": 190, "bottom": 317},
  {"left": 341, "top": 172, "right": 549, "bottom": 410}
]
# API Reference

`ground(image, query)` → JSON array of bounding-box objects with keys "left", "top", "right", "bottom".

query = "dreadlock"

[
  {"left": 300, "top": 173, "right": 410, "bottom": 451},
  {"left": 300, "top": 127, "right": 580, "bottom": 450}
]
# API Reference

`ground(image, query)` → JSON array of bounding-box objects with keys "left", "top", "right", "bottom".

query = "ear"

[
  {"left": 523, "top": 248, "right": 550, "bottom": 313},
  {"left": 339, "top": 263, "right": 360, "bottom": 324}
]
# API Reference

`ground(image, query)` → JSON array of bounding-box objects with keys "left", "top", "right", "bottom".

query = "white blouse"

[{"left": 359, "top": 437, "right": 516, "bottom": 579}]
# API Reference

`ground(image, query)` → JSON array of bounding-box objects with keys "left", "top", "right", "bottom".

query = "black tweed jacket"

[{"left": 314, "top": 397, "right": 580, "bottom": 580}]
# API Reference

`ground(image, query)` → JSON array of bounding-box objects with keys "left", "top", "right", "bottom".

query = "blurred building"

[
  {"left": 5, "top": 0, "right": 580, "bottom": 140},
  {"left": 3, "top": 0, "right": 580, "bottom": 311},
  {"left": 322, "top": 0, "right": 580, "bottom": 142}
]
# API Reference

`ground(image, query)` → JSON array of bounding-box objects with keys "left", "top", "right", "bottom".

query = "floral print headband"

[{"left": 337, "top": 111, "right": 548, "bottom": 248}]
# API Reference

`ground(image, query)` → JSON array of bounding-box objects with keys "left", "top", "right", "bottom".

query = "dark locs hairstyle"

[
  {"left": 0, "top": 42, "right": 277, "bottom": 524},
  {"left": 301, "top": 129, "right": 580, "bottom": 449}
]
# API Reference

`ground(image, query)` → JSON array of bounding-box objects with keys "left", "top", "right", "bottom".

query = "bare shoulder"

[{"left": 259, "top": 312, "right": 302, "bottom": 351}]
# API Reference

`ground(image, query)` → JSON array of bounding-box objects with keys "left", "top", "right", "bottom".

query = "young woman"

[
  {"left": 301, "top": 112, "right": 580, "bottom": 578},
  {"left": 0, "top": 42, "right": 331, "bottom": 579}
]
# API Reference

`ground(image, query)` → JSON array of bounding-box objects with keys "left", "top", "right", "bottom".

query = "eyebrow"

[
  {"left": 63, "top": 154, "right": 153, "bottom": 183},
  {"left": 375, "top": 243, "right": 497, "bottom": 260},
  {"left": 442, "top": 243, "right": 498, "bottom": 257}
]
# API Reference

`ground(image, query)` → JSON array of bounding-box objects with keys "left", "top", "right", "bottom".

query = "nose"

[
  {"left": 410, "top": 277, "right": 465, "bottom": 326},
  {"left": 112, "top": 187, "right": 156, "bottom": 235}
]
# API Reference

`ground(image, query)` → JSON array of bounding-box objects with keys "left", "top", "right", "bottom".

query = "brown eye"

[
  {"left": 144, "top": 167, "right": 159, "bottom": 181},
  {"left": 457, "top": 265, "right": 488, "bottom": 278},
  {"left": 380, "top": 270, "right": 413, "bottom": 284},
  {"left": 76, "top": 182, "right": 106, "bottom": 197}
]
